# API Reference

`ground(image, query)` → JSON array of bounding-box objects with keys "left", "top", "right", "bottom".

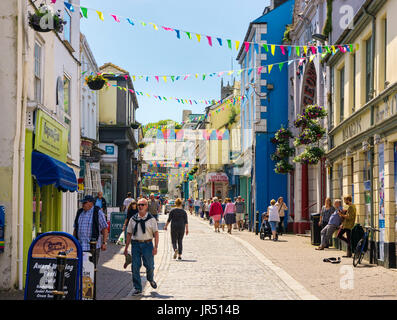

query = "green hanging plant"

[
  {"left": 275, "top": 159, "right": 294, "bottom": 174},
  {"left": 293, "top": 146, "right": 325, "bottom": 165},
  {"left": 322, "top": 0, "right": 333, "bottom": 37}
]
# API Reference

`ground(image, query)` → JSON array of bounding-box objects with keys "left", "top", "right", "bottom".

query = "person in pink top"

[
  {"left": 209, "top": 197, "right": 223, "bottom": 232},
  {"left": 223, "top": 198, "right": 236, "bottom": 234}
]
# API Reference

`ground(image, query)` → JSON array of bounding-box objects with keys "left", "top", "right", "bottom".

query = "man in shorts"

[{"left": 235, "top": 196, "right": 245, "bottom": 231}]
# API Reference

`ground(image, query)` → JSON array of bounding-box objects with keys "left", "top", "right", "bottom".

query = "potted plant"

[
  {"left": 28, "top": 4, "right": 66, "bottom": 33},
  {"left": 85, "top": 74, "right": 108, "bottom": 91}
]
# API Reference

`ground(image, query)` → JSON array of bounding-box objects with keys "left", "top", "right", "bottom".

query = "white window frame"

[{"left": 34, "top": 41, "right": 44, "bottom": 104}]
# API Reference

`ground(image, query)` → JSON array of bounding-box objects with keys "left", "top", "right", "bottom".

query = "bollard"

[
  {"left": 89, "top": 241, "right": 97, "bottom": 300},
  {"left": 255, "top": 211, "right": 259, "bottom": 235},
  {"left": 53, "top": 251, "right": 67, "bottom": 300}
]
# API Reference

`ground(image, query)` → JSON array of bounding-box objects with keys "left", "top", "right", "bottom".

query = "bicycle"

[{"left": 353, "top": 226, "right": 380, "bottom": 267}]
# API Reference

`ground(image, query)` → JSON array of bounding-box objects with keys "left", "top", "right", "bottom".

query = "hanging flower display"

[
  {"left": 303, "top": 105, "right": 328, "bottom": 119},
  {"left": 275, "top": 159, "right": 294, "bottom": 174},
  {"left": 274, "top": 127, "right": 293, "bottom": 143},
  {"left": 294, "top": 114, "right": 312, "bottom": 128},
  {"left": 294, "top": 124, "right": 326, "bottom": 146},
  {"left": 85, "top": 74, "right": 108, "bottom": 90},
  {"left": 28, "top": 4, "right": 66, "bottom": 33},
  {"left": 271, "top": 126, "right": 295, "bottom": 175},
  {"left": 293, "top": 147, "right": 325, "bottom": 165}
]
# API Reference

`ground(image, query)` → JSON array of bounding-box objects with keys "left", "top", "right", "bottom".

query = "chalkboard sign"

[
  {"left": 110, "top": 212, "right": 126, "bottom": 242},
  {"left": 24, "top": 232, "right": 83, "bottom": 300}
]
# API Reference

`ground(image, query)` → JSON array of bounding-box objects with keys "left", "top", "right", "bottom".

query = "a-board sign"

[
  {"left": 24, "top": 232, "right": 82, "bottom": 300},
  {"left": 82, "top": 252, "right": 95, "bottom": 300},
  {"left": 110, "top": 212, "right": 126, "bottom": 242}
]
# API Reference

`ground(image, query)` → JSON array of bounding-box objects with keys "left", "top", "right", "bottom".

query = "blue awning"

[{"left": 31, "top": 151, "right": 78, "bottom": 192}]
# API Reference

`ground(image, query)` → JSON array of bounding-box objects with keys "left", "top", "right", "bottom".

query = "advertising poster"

[
  {"left": 110, "top": 212, "right": 126, "bottom": 242},
  {"left": 378, "top": 143, "right": 385, "bottom": 261},
  {"left": 82, "top": 252, "right": 95, "bottom": 300}
]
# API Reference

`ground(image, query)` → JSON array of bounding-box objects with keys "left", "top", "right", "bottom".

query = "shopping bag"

[{"left": 116, "top": 231, "right": 125, "bottom": 245}]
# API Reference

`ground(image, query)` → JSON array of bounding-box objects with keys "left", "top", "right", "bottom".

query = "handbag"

[{"left": 116, "top": 231, "right": 125, "bottom": 245}]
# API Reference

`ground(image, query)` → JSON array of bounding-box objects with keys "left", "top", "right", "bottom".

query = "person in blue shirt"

[
  {"left": 316, "top": 199, "right": 343, "bottom": 250},
  {"left": 94, "top": 192, "right": 107, "bottom": 220}
]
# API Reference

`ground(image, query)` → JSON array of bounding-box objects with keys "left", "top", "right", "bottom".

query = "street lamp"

[{"left": 312, "top": 33, "right": 327, "bottom": 44}]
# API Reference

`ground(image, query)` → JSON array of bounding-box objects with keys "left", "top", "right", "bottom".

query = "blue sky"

[{"left": 80, "top": 0, "right": 270, "bottom": 125}]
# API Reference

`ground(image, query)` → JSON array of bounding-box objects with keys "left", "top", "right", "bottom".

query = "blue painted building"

[{"left": 237, "top": 0, "right": 294, "bottom": 230}]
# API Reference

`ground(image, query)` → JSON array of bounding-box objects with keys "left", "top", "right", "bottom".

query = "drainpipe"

[
  {"left": 369, "top": 137, "right": 375, "bottom": 263},
  {"left": 18, "top": 0, "right": 28, "bottom": 290}
]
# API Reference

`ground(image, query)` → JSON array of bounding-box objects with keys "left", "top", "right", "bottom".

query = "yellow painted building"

[{"left": 326, "top": 0, "right": 397, "bottom": 268}]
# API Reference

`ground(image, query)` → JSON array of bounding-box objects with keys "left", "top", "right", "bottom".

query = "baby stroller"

[{"left": 260, "top": 219, "right": 272, "bottom": 240}]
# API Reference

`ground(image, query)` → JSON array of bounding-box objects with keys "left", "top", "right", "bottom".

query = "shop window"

[
  {"left": 34, "top": 42, "right": 43, "bottom": 104},
  {"left": 64, "top": 9, "right": 71, "bottom": 43},
  {"left": 365, "top": 35, "right": 374, "bottom": 102},
  {"left": 338, "top": 163, "right": 343, "bottom": 199},
  {"left": 64, "top": 76, "right": 71, "bottom": 155},
  {"left": 339, "top": 66, "right": 345, "bottom": 122}
]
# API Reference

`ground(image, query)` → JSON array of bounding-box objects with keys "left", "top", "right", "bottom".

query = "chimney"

[{"left": 271, "top": 0, "right": 288, "bottom": 10}]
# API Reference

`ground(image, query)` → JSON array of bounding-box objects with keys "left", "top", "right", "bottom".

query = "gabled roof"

[{"left": 99, "top": 62, "right": 129, "bottom": 75}]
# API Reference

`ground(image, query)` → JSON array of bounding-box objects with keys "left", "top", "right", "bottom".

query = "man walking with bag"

[{"left": 124, "top": 198, "right": 159, "bottom": 296}]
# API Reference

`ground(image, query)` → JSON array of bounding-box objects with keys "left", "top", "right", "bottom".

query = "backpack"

[{"left": 74, "top": 206, "right": 101, "bottom": 241}]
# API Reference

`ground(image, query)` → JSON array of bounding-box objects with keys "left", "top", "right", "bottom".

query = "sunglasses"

[{"left": 137, "top": 203, "right": 146, "bottom": 207}]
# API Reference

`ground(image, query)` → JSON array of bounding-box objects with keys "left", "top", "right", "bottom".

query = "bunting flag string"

[
  {"left": 83, "top": 51, "right": 338, "bottom": 84},
  {"left": 59, "top": 1, "right": 358, "bottom": 54}
]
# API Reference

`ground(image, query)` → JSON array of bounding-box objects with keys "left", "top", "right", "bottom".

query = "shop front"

[
  {"left": 327, "top": 85, "right": 397, "bottom": 268},
  {"left": 205, "top": 172, "right": 229, "bottom": 200},
  {"left": 23, "top": 108, "right": 78, "bottom": 281}
]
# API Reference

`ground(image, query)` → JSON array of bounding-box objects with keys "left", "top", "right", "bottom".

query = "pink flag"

[
  {"left": 206, "top": 36, "right": 212, "bottom": 46},
  {"left": 244, "top": 42, "right": 250, "bottom": 53},
  {"left": 155, "top": 76, "right": 159, "bottom": 82},
  {"left": 310, "top": 46, "right": 316, "bottom": 54},
  {"left": 162, "top": 26, "right": 174, "bottom": 31},
  {"left": 257, "top": 66, "right": 263, "bottom": 74},
  {"left": 51, "top": 0, "right": 57, "bottom": 3},
  {"left": 124, "top": 75, "right": 128, "bottom": 80},
  {"left": 111, "top": 15, "right": 120, "bottom": 22},
  {"left": 280, "top": 45, "right": 286, "bottom": 55}
]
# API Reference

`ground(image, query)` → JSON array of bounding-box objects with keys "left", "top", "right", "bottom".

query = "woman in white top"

[{"left": 267, "top": 199, "right": 280, "bottom": 241}]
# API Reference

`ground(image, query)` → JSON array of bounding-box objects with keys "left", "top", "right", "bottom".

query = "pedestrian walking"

[
  {"left": 148, "top": 193, "right": 161, "bottom": 221},
  {"left": 235, "top": 196, "right": 245, "bottom": 231},
  {"left": 122, "top": 200, "right": 138, "bottom": 234},
  {"left": 163, "top": 198, "right": 189, "bottom": 260},
  {"left": 337, "top": 195, "right": 357, "bottom": 257},
  {"left": 316, "top": 199, "right": 343, "bottom": 250},
  {"left": 223, "top": 198, "right": 237, "bottom": 234},
  {"left": 275, "top": 197, "right": 288, "bottom": 235},
  {"left": 94, "top": 191, "right": 108, "bottom": 220},
  {"left": 319, "top": 197, "right": 335, "bottom": 248},
  {"left": 73, "top": 195, "right": 109, "bottom": 264},
  {"left": 121, "top": 192, "right": 134, "bottom": 213},
  {"left": 194, "top": 198, "right": 201, "bottom": 216},
  {"left": 209, "top": 197, "right": 223, "bottom": 232},
  {"left": 200, "top": 199, "right": 205, "bottom": 219},
  {"left": 188, "top": 198, "right": 193, "bottom": 214},
  {"left": 267, "top": 199, "right": 280, "bottom": 241},
  {"left": 124, "top": 198, "right": 159, "bottom": 295},
  {"left": 204, "top": 199, "right": 210, "bottom": 220}
]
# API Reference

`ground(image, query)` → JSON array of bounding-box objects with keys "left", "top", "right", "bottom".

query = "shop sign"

[
  {"left": 24, "top": 232, "right": 82, "bottom": 300},
  {"left": 99, "top": 143, "right": 118, "bottom": 160},
  {"left": 374, "top": 92, "right": 397, "bottom": 125},
  {"left": 206, "top": 172, "right": 229, "bottom": 183},
  {"left": 34, "top": 109, "right": 68, "bottom": 163},
  {"left": 332, "top": 109, "right": 371, "bottom": 148},
  {"left": 109, "top": 212, "right": 126, "bottom": 242}
]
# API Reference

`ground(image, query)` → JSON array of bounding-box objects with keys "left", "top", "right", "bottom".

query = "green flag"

[
  {"left": 263, "top": 44, "right": 269, "bottom": 52},
  {"left": 227, "top": 39, "right": 232, "bottom": 49},
  {"left": 295, "top": 46, "right": 300, "bottom": 56},
  {"left": 279, "top": 62, "right": 284, "bottom": 71},
  {"left": 80, "top": 7, "right": 88, "bottom": 18}
]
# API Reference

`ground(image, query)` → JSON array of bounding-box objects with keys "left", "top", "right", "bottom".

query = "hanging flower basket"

[
  {"left": 274, "top": 127, "right": 293, "bottom": 143},
  {"left": 294, "top": 114, "right": 312, "bottom": 129},
  {"left": 293, "top": 147, "right": 325, "bottom": 165},
  {"left": 303, "top": 105, "right": 328, "bottom": 120},
  {"left": 85, "top": 74, "right": 108, "bottom": 91},
  {"left": 28, "top": 5, "right": 66, "bottom": 33},
  {"left": 275, "top": 160, "right": 294, "bottom": 174},
  {"left": 294, "top": 123, "right": 326, "bottom": 146}
]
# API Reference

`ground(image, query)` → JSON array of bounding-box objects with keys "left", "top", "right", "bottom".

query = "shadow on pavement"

[
  {"left": 176, "top": 259, "right": 197, "bottom": 262},
  {"left": 147, "top": 291, "right": 174, "bottom": 299}
]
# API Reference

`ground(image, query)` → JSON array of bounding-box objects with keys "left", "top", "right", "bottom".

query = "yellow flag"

[
  {"left": 356, "top": 44, "right": 359, "bottom": 51},
  {"left": 228, "top": 70, "right": 234, "bottom": 75},
  {"left": 150, "top": 23, "right": 158, "bottom": 30},
  {"left": 133, "top": 76, "right": 136, "bottom": 81},
  {"left": 236, "top": 41, "right": 240, "bottom": 51},
  {"left": 196, "top": 34, "right": 201, "bottom": 42},
  {"left": 268, "top": 64, "right": 273, "bottom": 73},
  {"left": 163, "top": 76, "right": 167, "bottom": 83},
  {"left": 331, "top": 45, "right": 336, "bottom": 53},
  {"left": 309, "top": 55, "right": 315, "bottom": 62},
  {"left": 96, "top": 11, "right": 104, "bottom": 21},
  {"left": 271, "top": 45, "right": 276, "bottom": 56},
  {"left": 303, "top": 46, "right": 308, "bottom": 55}
]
